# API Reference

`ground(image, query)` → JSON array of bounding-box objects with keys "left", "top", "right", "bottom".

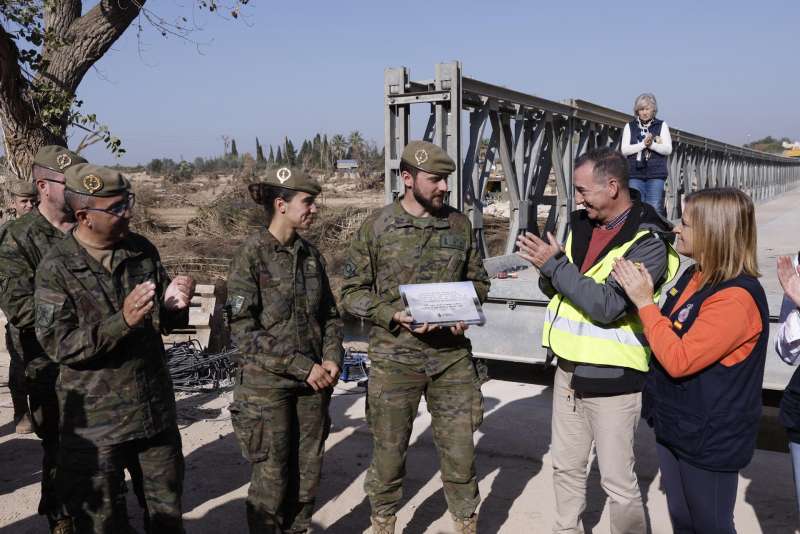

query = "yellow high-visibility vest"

[{"left": 542, "top": 229, "right": 681, "bottom": 371}]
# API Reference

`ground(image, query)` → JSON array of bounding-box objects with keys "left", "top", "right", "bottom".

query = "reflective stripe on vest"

[{"left": 542, "top": 229, "right": 681, "bottom": 372}]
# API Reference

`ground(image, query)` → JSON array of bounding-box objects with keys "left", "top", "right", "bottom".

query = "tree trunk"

[
  {"left": 1, "top": 113, "right": 65, "bottom": 180},
  {"left": 1, "top": 0, "right": 145, "bottom": 179}
]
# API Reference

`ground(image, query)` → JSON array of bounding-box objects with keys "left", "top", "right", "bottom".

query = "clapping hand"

[
  {"left": 123, "top": 281, "right": 156, "bottom": 327},
  {"left": 165, "top": 275, "right": 195, "bottom": 311},
  {"left": 611, "top": 258, "right": 654, "bottom": 309},
  {"left": 778, "top": 256, "right": 800, "bottom": 306},
  {"left": 516, "top": 231, "right": 563, "bottom": 269}
]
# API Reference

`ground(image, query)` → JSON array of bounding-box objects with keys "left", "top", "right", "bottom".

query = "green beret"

[
  {"left": 262, "top": 167, "right": 321, "bottom": 195},
  {"left": 400, "top": 141, "right": 456, "bottom": 176},
  {"left": 6, "top": 178, "right": 37, "bottom": 198},
  {"left": 64, "top": 163, "right": 130, "bottom": 197},
  {"left": 33, "top": 145, "right": 87, "bottom": 173}
]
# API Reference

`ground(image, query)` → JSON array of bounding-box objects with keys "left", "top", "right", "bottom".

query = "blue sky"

[{"left": 66, "top": 0, "right": 799, "bottom": 165}]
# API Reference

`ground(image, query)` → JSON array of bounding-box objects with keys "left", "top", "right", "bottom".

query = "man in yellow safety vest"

[{"left": 517, "top": 147, "right": 679, "bottom": 534}]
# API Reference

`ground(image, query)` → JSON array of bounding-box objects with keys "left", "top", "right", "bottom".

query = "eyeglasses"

[{"left": 82, "top": 193, "right": 136, "bottom": 217}]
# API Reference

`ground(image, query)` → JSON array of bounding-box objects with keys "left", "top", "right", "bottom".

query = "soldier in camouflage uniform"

[
  {"left": 34, "top": 164, "right": 194, "bottom": 534},
  {"left": 1, "top": 177, "right": 38, "bottom": 434},
  {"left": 226, "top": 167, "right": 343, "bottom": 534},
  {"left": 0, "top": 146, "right": 87, "bottom": 534},
  {"left": 340, "top": 141, "right": 490, "bottom": 534}
]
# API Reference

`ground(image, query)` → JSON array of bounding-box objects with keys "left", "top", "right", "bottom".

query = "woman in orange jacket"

[{"left": 612, "top": 187, "right": 768, "bottom": 534}]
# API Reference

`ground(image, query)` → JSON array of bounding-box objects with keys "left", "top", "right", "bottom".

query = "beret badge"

[
  {"left": 56, "top": 154, "right": 72, "bottom": 170},
  {"left": 414, "top": 149, "right": 428, "bottom": 165},
  {"left": 276, "top": 167, "right": 292, "bottom": 184},
  {"left": 83, "top": 174, "right": 104, "bottom": 194}
]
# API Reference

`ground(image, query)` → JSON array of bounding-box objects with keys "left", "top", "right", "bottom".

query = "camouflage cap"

[
  {"left": 64, "top": 163, "right": 130, "bottom": 197},
  {"left": 6, "top": 178, "right": 37, "bottom": 198},
  {"left": 262, "top": 167, "right": 321, "bottom": 195},
  {"left": 400, "top": 140, "right": 455, "bottom": 176},
  {"left": 33, "top": 145, "right": 87, "bottom": 173}
]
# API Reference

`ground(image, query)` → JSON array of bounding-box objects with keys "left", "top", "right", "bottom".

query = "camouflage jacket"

[
  {"left": 0, "top": 209, "right": 67, "bottom": 381},
  {"left": 226, "top": 230, "right": 343, "bottom": 390},
  {"left": 340, "top": 200, "right": 490, "bottom": 375},
  {"left": 34, "top": 232, "right": 186, "bottom": 448}
]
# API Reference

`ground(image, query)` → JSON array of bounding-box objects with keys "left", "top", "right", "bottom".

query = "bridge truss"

[{"left": 384, "top": 62, "right": 800, "bottom": 258}]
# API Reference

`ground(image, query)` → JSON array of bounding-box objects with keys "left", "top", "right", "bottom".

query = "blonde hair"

[{"left": 683, "top": 187, "right": 759, "bottom": 286}]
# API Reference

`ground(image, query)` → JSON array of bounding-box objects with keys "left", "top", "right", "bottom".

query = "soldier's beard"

[{"left": 412, "top": 186, "right": 445, "bottom": 216}]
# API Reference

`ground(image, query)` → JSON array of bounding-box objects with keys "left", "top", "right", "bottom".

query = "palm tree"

[
  {"left": 330, "top": 134, "right": 348, "bottom": 163},
  {"left": 348, "top": 131, "right": 366, "bottom": 161}
]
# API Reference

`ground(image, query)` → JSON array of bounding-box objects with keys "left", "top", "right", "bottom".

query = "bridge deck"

[
  {"left": 755, "top": 184, "right": 800, "bottom": 313},
  {"left": 755, "top": 185, "right": 800, "bottom": 389}
]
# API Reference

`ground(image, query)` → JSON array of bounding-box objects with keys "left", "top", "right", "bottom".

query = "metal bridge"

[{"left": 383, "top": 61, "right": 800, "bottom": 390}]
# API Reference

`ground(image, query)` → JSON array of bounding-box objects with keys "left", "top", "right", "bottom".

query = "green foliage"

[
  {"left": 744, "top": 136, "right": 793, "bottom": 154},
  {"left": 142, "top": 129, "right": 385, "bottom": 176},
  {"left": 255, "top": 137, "right": 265, "bottom": 163},
  {"left": 230, "top": 138, "right": 239, "bottom": 158},
  {"left": 284, "top": 136, "right": 296, "bottom": 166}
]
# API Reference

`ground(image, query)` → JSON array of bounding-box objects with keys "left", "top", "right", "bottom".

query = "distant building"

[
  {"left": 782, "top": 141, "right": 800, "bottom": 158},
  {"left": 336, "top": 159, "right": 359, "bottom": 170}
]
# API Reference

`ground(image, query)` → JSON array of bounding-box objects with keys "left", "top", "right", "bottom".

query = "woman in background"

[{"left": 621, "top": 93, "right": 673, "bottom": 217}]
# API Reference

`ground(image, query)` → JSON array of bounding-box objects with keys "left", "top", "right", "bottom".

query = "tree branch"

[
  {"left": 0, "top": 22, "right": 35, "bottom": 126},
  {"left": 39, "top": 0, "right": 146, "bottom": 93},
  {"left": 43, "top": 0, "right": 82, "bottom": 41}
]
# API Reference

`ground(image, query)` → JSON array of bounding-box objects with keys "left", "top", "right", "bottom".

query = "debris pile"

[{"left": 166, "top": 340, "right": 237, "bottom": 392}]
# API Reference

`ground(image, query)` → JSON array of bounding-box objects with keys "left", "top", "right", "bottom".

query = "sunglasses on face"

[{"left": 82, "top": 193, "right": 136, "bottom": 217}]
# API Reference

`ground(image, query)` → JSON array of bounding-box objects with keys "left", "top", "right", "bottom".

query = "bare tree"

[{"left": 0, "top": 1, "right": 248, "bottom": 179}]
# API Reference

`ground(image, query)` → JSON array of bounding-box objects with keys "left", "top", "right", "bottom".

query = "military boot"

[
  {"left": 50, "top": 518, "right": 74, "bottom": 534},
  {"left": 370, "top": 514, "right": 396, "bottom": 534},
  {"left": 451, "top": 513, "right": 477, "bottom": 534}
]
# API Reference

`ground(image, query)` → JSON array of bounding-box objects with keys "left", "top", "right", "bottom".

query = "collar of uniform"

[
  {"left": 29, "top": 208, "right": 68, "bottom": 238},
  {"left": 63, "top": 231, "right": 145, "bottom": 273},
  {"left": 261, "top": 229, "right": 307, "bottom": 255},
  {"left": 391, "top": 199, "right": 451, "bottom": 229}
]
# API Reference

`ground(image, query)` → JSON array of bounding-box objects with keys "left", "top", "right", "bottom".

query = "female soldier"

[
  {"left": 226, "top": 167, "right": 343, "bottom": 533},
  {"left": 612, "top": 187, "right": 767, "bottom": 534}
]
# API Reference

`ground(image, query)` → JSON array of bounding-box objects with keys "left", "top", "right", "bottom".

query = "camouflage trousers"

[
  {"left": 26, "top": 376, "right": 70, "bottom": 527},
  {"left": 230, "top": 385, "right": 332, "bottom": 534},
  {"left": 56, "top": 427, "right": 185, "bottom": 534},
  {"left": 365, "top": 355, "right": 484, "bottom": 519},
  {"left": 6, "top": 329, "right": 27, "bottom": 419}
]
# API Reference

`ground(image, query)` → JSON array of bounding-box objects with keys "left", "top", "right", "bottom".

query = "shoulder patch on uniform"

[
  {"left": 36, "top": 303, "right": 56, "bottom": 328},
  {"left": 227, "top": 295, "right": 245, "bottom": 315},
  {"left": 440, "top": 234, "right": 466, "bottom": 250},
  {"left": 306, "top": 257, "right": 319, "bottom": 274},
  {"left": 343, "top": 260, "right": 357, "bottom": 279}
]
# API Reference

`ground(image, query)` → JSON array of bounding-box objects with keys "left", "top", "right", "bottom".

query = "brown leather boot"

[
  {"left": 370, "top": 514, "right": 396, "bottom": 534},
  {"left": 50, "top": 518, "right": 74, "bottom": 534},
  {"left": 452, "top": 513, "right": 477, "bottom": 534}
]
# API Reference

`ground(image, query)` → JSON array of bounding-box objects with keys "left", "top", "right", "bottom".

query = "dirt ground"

[{"left": 2, "top": 349, "right": 799, "bottom": 533}]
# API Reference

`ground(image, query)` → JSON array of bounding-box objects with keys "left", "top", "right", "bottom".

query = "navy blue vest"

[
  {"left": 642, "top": 266, "right": 768, "bottom": 471},
  {"left": 627, "top": 119, "right": 668, "bottom": 180}
]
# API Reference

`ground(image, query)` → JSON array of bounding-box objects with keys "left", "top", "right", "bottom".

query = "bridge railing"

[{"left": 384, "top": 61, "right": 800, "bottom": 257}]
